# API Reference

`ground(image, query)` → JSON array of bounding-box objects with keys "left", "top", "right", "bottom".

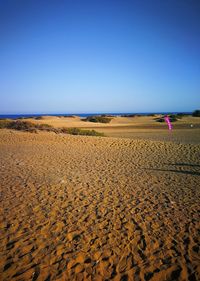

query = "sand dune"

[
  {"left": 24, "top": 115, "right": 200, "bottom": 144},
  {"left": 0, "top": 129, "right": 199, "bottom": 280}
]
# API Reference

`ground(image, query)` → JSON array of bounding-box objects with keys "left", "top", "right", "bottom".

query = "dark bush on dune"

[
  {"left": 154, "top": 117, "right": 165, "bottom": 122},
  {"left": 121, "top": 114, "right": 136, "bottom": 117},
  {"left": 0, "top": 119, "right": 11, "bottom": 128},
  {"left": 7, "top": 120, "right": 36, "bottom": 131},
  {"left": 147, "top": 114, "right": 156, "bottom": 117},
  {"left": 192, "top": 110, "right": 200, "bottom": 117},
  {"left": 0, "top": 120, "right": 104, "bottom": 136},
  {"left": 17, "top": 116, "right": 34, "bottom": 119},
  {"left": 154, "top": 115, "right": 178, "bottom": 123},
  {"left": 61, "top": 127, "right": 104, "bottom": 136},
  {"left": 84, "top": 116, "right": 112, "bottom": 123},
  {"left": 0, "top": 120, "right": 54, "bottom": 132},
  {"left": 100, "top": 114, "right": 114, "bottom": 118},
  {"left": 176, "top": 113, "right": 190, "bottom": 117},
  {"left": 168, "top": 115, "right": 178, "bottom": 122},
  {"left": 36, "top": 123, "right": 57, "bottom": 132}
]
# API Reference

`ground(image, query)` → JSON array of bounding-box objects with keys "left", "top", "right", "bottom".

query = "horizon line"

[{"left": 0, "top": 111, "right": 193, "bottom": 115}]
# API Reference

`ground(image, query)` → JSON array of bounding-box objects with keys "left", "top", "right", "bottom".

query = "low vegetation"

[
  {"left": 154, "top": 114, "right": 181, "bottom": 123},
  {"left": 147, "top": 114, "right": 156, "bottom": 117},
  {"left": 0, "top": 119, "right": 11, "bottom": 128},
  {"left": 121, "top": 114, "right": 143, "bottom": 117},
  {"left": 121, "top": 114, "right": 136, "bottom": 117},
  {"left": 192, "top": 110, "right": 200, "bottom": 117},
  {"left": 17, "top": 116, "right": 32, "bottom": 120},
  {"left": 0, "top": 120, "right": 54, "bottom": 132},
  {"left": 0, "top": 120, "right": 104, "bottom": 136},
  {"left": 83, "top": 115, "right": 112, "bottom": 123},
  {"left": 61, "top": 115, "right": 76, "bottom": 118},
  {"left": 100, "top": 114, "right": 114, "bottom": 117},
  {"left": 176, "top": 113, "right": 190, "bottom": 117},
  {"left": 61, "top": 127, "right": 104, "bottom": 136}
]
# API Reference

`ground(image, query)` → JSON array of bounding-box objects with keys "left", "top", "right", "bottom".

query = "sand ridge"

[
  {"left": 0, "top": 130, "right": 200, "bottom": 280},
  {"left": 22, "top": 116, "right": 200, "bottom": 144}
]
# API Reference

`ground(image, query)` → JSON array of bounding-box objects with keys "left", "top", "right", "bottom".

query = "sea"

[{"left": 0, "top": 112, "right": 192, "bottom": 119}]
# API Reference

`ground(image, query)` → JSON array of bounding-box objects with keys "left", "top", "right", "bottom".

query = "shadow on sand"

[
  {"left": 144, "top": 163, "right": 200, "bottom": 176},
  {"left": 167, "top": 163, "right": 200, "bottom": 168}
]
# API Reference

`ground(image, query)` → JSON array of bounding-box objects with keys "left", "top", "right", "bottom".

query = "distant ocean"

[{"left": 0, "top": 112, "right": 192, "bottom": 119}]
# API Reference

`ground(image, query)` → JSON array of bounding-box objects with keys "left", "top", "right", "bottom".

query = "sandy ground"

[
  {"left": 24, "top": 116, "right": 200, "bottom": 144},
  {"left": 25, "top": 115, "right": 200, "bottom": 128},
  {"left": 0, "top": 129, "right": 200, "bottom": 281}
]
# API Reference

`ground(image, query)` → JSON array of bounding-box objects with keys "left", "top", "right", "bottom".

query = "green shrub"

[
  {"left": 7, "top": 120, "right": 35, "bottom": 130},
  {"left": 61, "top": 127, "right": 104, "bottom": 136},
  {"left": 121, "top": 114, "right": 136, "bottom": 117},
  {"left": 36, "top": 123, "right": 53, "bottom": 130},
  {"left": 17, "top": 116, "right": 32, "bottom": 119},
  {"left": 84, "top": 116, "right": 112, "bottom": 123},
  {"left": 169, "top": 117, "right": 178, "bottom": 122},
  {"left": 147, "top": 114, "right": 156, "bottom": 117},
  {"left": 0, "top": 120, "right": 104, "bottom": 136},
  {"left": 100, "top": 114, "right": 114, "bottom": 117},
  {"left": 0, "top": 119, "right": 11, "bottom": 128},
  {"left": 176, "top": 113, "right": 190, "bottom": 117},
  {"left": 192, "top": 110, "right": 200, "bottom": 117},
  {"left": 154, "top": 117, "right": 165, "bottom": 122},
  {"left": 154, "top": 116, "right": 178, "bottom": 123}
]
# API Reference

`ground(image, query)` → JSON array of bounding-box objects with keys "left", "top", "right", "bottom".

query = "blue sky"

[{"left": 0, "top": 0, "right": 200, "bottom": 114}]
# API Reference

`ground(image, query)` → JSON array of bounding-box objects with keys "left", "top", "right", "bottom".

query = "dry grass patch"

[{"left": 0, "top": 120, "right": 104, "bottom": 136}]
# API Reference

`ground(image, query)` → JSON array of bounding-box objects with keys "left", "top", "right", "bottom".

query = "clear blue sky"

[{"left": 0, "top": 0, "right": 200, "bottom": 114}]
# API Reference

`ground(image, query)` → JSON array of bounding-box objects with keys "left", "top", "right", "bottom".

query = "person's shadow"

[{"left": 144, "top": 163, "right": 200, "bottom": 176}]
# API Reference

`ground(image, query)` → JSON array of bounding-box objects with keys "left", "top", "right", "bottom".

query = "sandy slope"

[
  {"left": 24, "top": 116, "right": 200, "bottom": 144},
  {"left": 25, "top": 115, "right": 200, "bottom": 129},
  {"left": 0, "top": 130, "right": 200, "bottom": 281}
]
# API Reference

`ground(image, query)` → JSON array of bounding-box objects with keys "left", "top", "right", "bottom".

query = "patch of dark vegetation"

[
  {"left": 83, "top": 115, "right": 112, "bottom": 123},
  {"left": 60, "top": 127, "right": 104, "bottom": 136},
  {"left": 147, "top": 114, "right": 156, "bottom": 116},
  {"left": 0, "top": 120, "right": 53, "bottom": 133},
  {"left": 0, "top": 120, "right": 104, "bottom": 136},
  {"left": 37, "top": 123, "right": 56, "bottom": 132},
  {"left": 176, "top": 113, "right": 191, "bottom": 117},
  {"left": 154, "top": 117, "right": 164, "bottom": 122},
  {"left": 61, "top": 115, "right": 76, "bottom": 118},
  {"left": 7, "top": 121, "right": 37, "bottom": 131},
  {"left": 121, "top": 114, "right": 136, "bottom": 117},
  {"left": 121, "top": 114, "right": 143, "bottom": 117},
  {"left": 17, "top": 117, "right": 32, "bottom": 120},
  {"left": 168, "top": 114, "right": 179, "bottom": 122},
  {"left": 100, "top": 114, "right": 115, "bottom": 117},
  {"left": 0, "top": 119, "right": 11, "bottom": 128},
  {"left": 192, "top": 110, "right": 200, "bottom": 117},
  {"left": 154, "top": 114, "right": 182, "bottom": 123}
]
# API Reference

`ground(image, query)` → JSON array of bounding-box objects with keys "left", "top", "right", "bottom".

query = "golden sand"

[
  {"left": 25, "top": 116, "right": 200, "bottom": 144},
  {"left": 0, "top": 127, "right": 200, "bottom": 280}
]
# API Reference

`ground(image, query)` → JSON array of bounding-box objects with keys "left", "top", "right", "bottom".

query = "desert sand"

[
  {"left": 0, "top": 118, "right": 200, "bottom": 280},
  {"left": 25, "top": 115, "right": 200, "bottom": 144}
]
